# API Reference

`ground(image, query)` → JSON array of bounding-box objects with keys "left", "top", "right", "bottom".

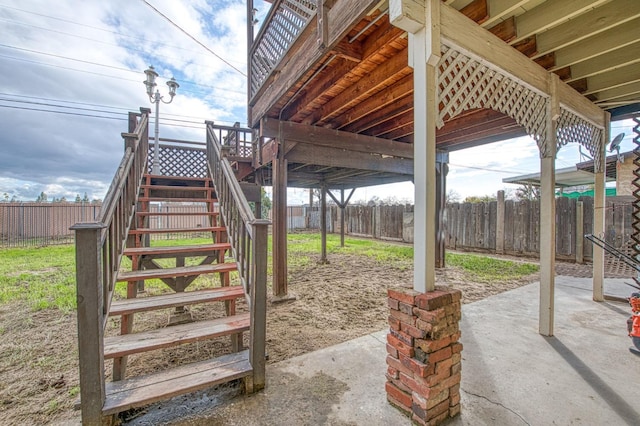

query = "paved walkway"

[{"left": 123, "top": 276, "right": 640, "bottom": 426}]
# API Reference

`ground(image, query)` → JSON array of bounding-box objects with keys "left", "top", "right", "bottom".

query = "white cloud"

[{"left": 0, "top": 0, "right": 255, "bottom": 201}]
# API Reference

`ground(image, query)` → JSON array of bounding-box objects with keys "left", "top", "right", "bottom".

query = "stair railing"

[
  {"left": 71, "top": 108, "right": 150, "bottom": 424},
  {"left": 206, "top": 121, "right": 269, "bottom": 391}
]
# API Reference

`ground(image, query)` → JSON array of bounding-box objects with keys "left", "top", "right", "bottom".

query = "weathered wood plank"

[
  {"left": 117, "top": 263, "right": 237, "bottom": 282},
  {"left": 109, "top": 286, "right": 244, "bottom": 316},
  {"left": 261, "top": 118, "right": 414, "bottom": 159},
  {"left": 104, "top": 313, "right": 250, "bottom": 359},
  {"left": 103, "top": 351, "right": 252, "bottom": 415}
]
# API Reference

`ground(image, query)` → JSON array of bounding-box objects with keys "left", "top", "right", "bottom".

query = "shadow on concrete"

[{"left": 545, "top": 337, "right": 640, "bottom": 426}]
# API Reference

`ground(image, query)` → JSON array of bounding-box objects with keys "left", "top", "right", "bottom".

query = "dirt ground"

[{"left": 0, "top": 250, "right": 543, "bottom": 426}]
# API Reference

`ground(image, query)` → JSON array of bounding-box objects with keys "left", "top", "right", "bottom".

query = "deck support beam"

[
  {"left": 539, "top": 74, "right": 559, "bottom": 337},
  {"left": 272, "top": 134, "right": 289, "bottom": 300},
  {"left": 320, "top": 184, "right": 329, "bottom": 264},
  {"left": 327, "top": 188, "right": 356, "bottom": 247},
  {"left": 392, "top": 0, "right": 440, "bottom": 293},
  {"left": 435, "top": 152, "right": 448, "bottom": 268},
  {"left": 593, "top": 112, "right": 609, "bottom": 302}
]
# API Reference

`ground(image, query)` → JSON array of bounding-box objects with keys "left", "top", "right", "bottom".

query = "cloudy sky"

[
  {"left": 0, "top": 0, "right": 635, "bottom": 203},
  {"left": 0, "top": 0, "right": 270, "bottom": 201}
]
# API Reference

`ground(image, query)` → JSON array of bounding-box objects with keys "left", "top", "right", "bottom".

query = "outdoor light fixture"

[{"left": 143, "top": 65, "right": 179, "bottom": 175}]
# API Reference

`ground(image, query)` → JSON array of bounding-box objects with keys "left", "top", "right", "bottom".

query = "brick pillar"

[{"left": 386, "top": 287, "right": 462, "bottom": 425}]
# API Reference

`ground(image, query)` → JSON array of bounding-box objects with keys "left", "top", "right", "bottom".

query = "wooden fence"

[
  {"left": 293, "top": 196, "right": 635, "bottom": 262},
  {"left": 0, "top": 202, "right": 101, "bottom": 247},
  {"left": 0, "top": 202, "right": 217, "bottom": 247}
]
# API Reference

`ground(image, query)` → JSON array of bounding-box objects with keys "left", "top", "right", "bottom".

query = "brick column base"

[{"left": 385, "top": 286, "right": 463, "bottom": 426}]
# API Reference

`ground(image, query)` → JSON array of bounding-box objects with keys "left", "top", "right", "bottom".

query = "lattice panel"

[
  {"left": 557, "top": 107, "right": 604, "bottom": 172},
  {"left": 250, "top": 0, "right": 317, "bottom": 98},
  {"left": 437, "top": 45, "right": 548, "bottom": 153},
  {"left": 148, "top": 146, "right": 207, "bottom": 177}
]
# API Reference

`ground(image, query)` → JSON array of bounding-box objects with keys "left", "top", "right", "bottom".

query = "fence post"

[
  {"left": 496, "top": 190, "right": 505, "bottom": 254},
  {"left": 249, "top": 220, "right": 269, "bottom": 392},
  {"left": 576, "top": 201, "right": 584, "bottom": 264},
  {"left": 70, "top": 222, "right": 107, "bottom": 425}
]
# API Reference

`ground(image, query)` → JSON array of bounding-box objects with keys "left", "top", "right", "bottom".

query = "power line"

[
  {"left": 0, "top": 92, "right": 246, "bottom": 126},
  {"left": 0, "top": 43, "right": 246, "bottom": 96},
  {"left": 139, "top": 0, "right": 246, "bottom": 77},
  {"left": 0, "top": 102, "right": 245, "bottom": 127},
  {"left": 0, "top": 18, "right": 249, "bottom": 78},
  {"left": 0, "top": 53, "right": 246, "bottom": 101},
  {"left": 0, "top": 15, "right": 247, "bottom": 68},
  {"left": 0, "top": 104, "right": 126, "bottom": 121}
]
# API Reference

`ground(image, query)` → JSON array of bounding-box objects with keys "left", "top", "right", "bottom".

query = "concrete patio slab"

[{"left": 127, "top": 276, "right": 640, "bottom": 426}]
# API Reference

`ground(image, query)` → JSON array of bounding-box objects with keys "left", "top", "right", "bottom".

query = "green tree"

[
  {"left": 75, "top": 194, "right": 82, "bottom": 203},
  {"left": 82, "top": 192, "right": 90, "bottom": 203},
  {"left": 36, "top": 192, "right": 48, "bottom": 203},
  {"left": 260, "top": 187, "right": 271, "bottom": 219},
  {"left": 463, "top": 194, "right": 497, "bottom": 203},
  {"left": 2, "top": 193, "right": 8, "bottom": 202},
  {"left": 515, "top": 183, "right": 540, "bottom": 201}
]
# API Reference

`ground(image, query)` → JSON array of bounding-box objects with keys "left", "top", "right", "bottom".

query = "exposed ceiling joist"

[
  {"left": 550, "top": 17, "right": 640, "bottom": 70},
  {"left": 509, "top": 0, "right": 609, "bottom": 45},
  {"left": 595, "top": 82, "right": 640, "bottom": 104},
  {"left": 583, "top": 64, "right": 640, "bottom": 96},
  {"left": 533, "top": 0, "right": 640, "bottom": 59},
  {"left": 565, "top": 42, "right": 640, "bottom": 83}
]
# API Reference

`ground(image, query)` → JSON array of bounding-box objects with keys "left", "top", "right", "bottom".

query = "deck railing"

[
  {"left": 206, "top": 121, "right": 269, "bottom": 390},
  {"left": 71, "top": 108, "right": 149, "bottom": 423},
  {"left": 149, "top": 137, "right": 207, "bottom": 178},
  {"left": 207, "top": 122, "right": 255, "bottom": 159},
  {"left": 249, "top": 0, "right": 317, "bottom": 100}
]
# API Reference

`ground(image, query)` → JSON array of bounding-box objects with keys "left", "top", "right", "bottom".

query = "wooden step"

[
  {"left": 141, "top": 185, "right": 212, "bottom": 192},
  {"left": 109, "top": 286, "right": 244, "bottom": 316},
  {"left": 117, "top": 263, "right": 237, "bottom": 282},
  {"left": 124, "top": 243, "right": 231, "bottom": 257},
  {"left": 136, "top": 211, "right": 219, "bottom": 217},
  {"left": 128, "top": 226, "right": 225, "bottom": 235},
  {"left": 138, "top": 197, "right": 218, "bottom": 203},
  {"left": 102, "top": 350, "right": 251, "bottom": 416},
  {"left": 104, "top": 313, "right": 250, "bottom": 358}
]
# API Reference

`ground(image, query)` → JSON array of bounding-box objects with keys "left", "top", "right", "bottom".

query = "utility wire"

[
  {"left": 0, "top": 15, "right": 246, "bottom": 68},
  {"left": 0, "top": 103, "right": 245, "bottom": 127},
  {"left": 139, "top": 0, "right": 246, "bottom": 77},
  {"left": 0, "top": 44, "right": 246, "bottom": 96}
]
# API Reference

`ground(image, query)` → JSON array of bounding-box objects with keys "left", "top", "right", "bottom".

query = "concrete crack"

[
  {"left": 461, "top": 387, "right": 531, "bottom": 426},
  {"left": 370, "top": 332, "right": 387, "bottom": 345}
]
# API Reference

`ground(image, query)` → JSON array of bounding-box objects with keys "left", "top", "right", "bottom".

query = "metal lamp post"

[{"left": 144, "top": 66, "right": 179, "bottom": 175}]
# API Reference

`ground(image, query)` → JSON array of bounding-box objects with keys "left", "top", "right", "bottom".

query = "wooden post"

[
  {"left": 576, "top": 201, "right": 584, "bottom": 264},
  {"left": 247, "top": 0, "right": 254, "bottom": 124},
  {"left": 435, "top": 155, "right": 448, "bottom": 268},
  {"left": 320, "top": 184, "right": 329, "bottom": 264},
  {"left": 539, "top": 74, "right": 559, "bottom": 337},
  {"left": 272, "top": 140, "right": 289, "bottom": 298},
  {"left": 249, "top": 220, "right": 269, "bottom": 392},
  {"left": 70, "top": 222, "right": 107, "bottom": 425},
  {"left": 391, "top": 0, "right": 440, "bottom": 292},
  {"left": 593, "top": 112, "right": 609, "bottom": 302},
  {"left": 340, "top": 189, "right": 345, "bottom": 247},
  {"left": 496, "top": 190, "right": 505, "bottom": 254}
]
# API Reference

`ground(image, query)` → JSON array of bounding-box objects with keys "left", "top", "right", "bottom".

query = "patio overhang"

[{"left": 503, "top": 166, "right": 615, "bottom": 188}]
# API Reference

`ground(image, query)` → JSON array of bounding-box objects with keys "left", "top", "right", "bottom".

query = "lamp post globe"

[{"left": 143, "top": 66, "right": 178, "bottom": 175}]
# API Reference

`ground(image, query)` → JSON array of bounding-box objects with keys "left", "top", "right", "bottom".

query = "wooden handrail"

[
  {"left": 71, "top": 108, "right": 150, "bottom": 424},
  {"left": 206, "top": 121, "right": 269, "bottom": 391}
]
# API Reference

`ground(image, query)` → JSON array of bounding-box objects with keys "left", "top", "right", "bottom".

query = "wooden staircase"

[
  {"left": 72, "top": 111, "right": 268, "bottom": 425},
  {"left": 103, "top": 173, "right": 251, "bottom": 414}
]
